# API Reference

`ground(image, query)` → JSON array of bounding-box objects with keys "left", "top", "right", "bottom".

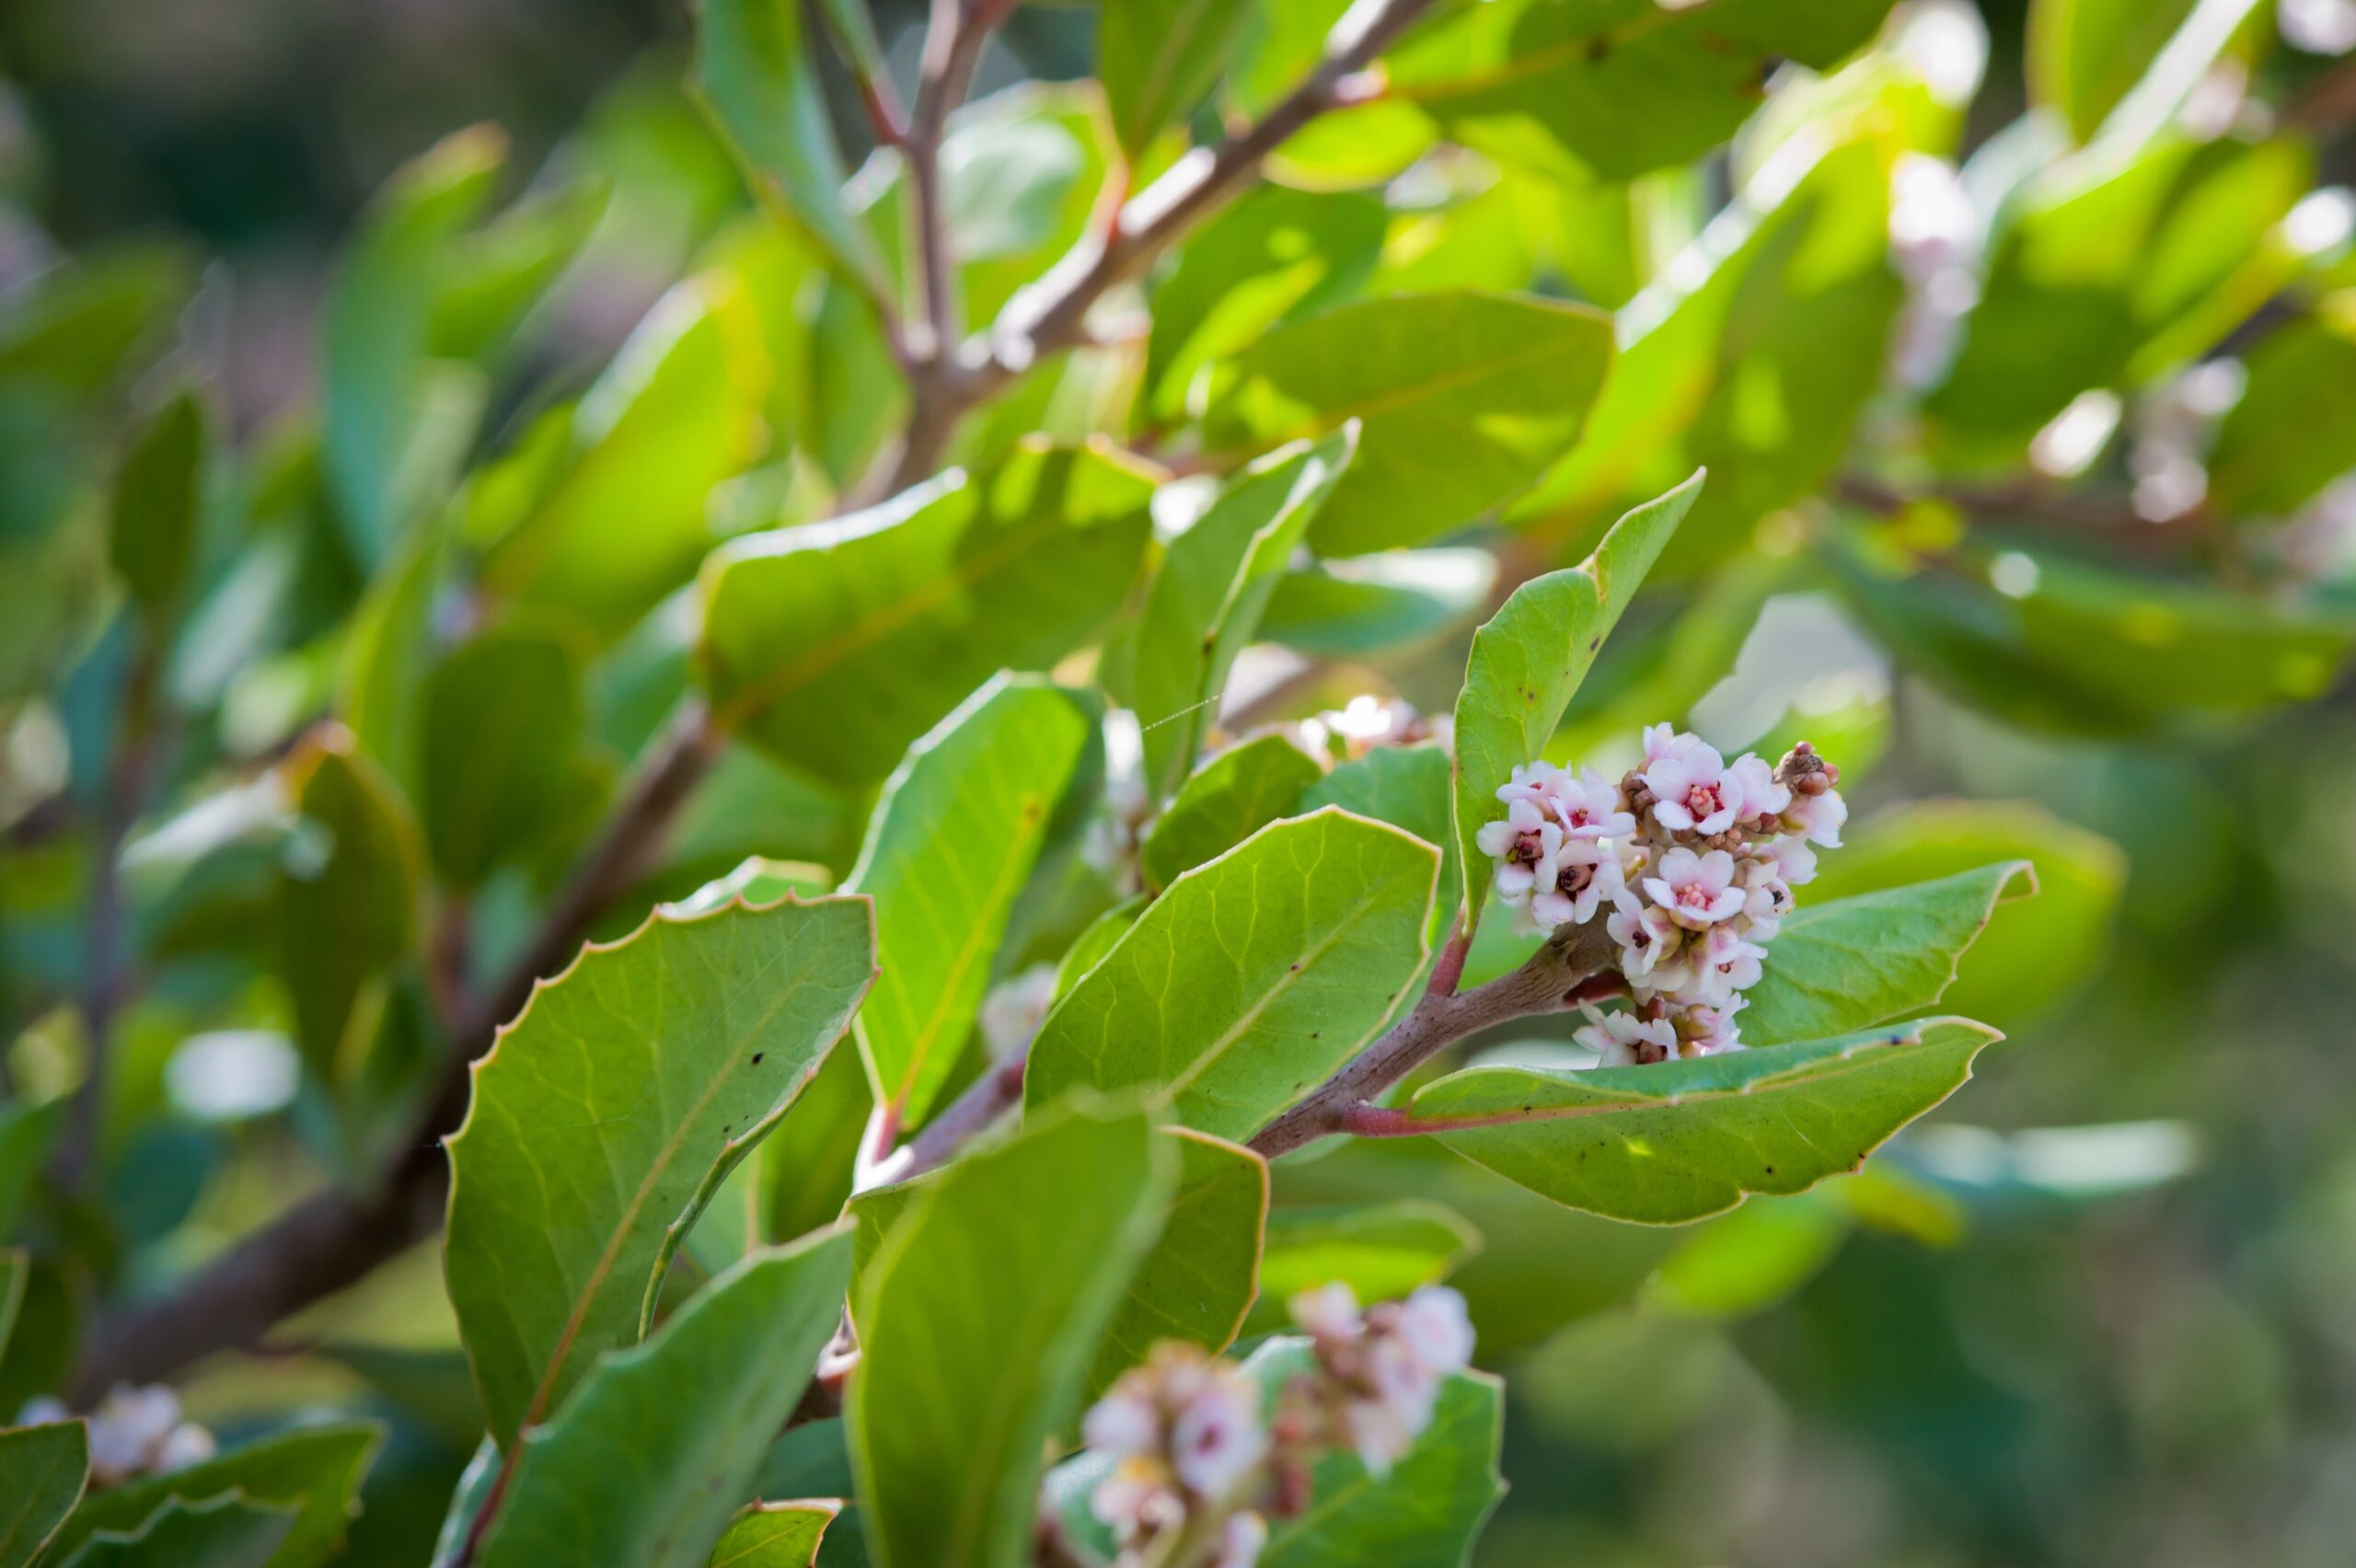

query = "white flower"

[
  {"left": 1642, "top": 847, "right": 1746, "bottom": 929},
  {"left": 1694, "top": 925, "right": 1767, "bottom": 1000},
  {"left": 1643, "top": 744, "right": 1740, "bottom": 836},
  {"left": 1091, "top": 1458, "right": 1183, "bottom": 1539},
  {"left": 156, "top": 1424, "right": 216, "bottom": 1472},
  {"left": 1475, "top": 801, "right": 1564, "bottom": 907},
  {"left": 1288, "top": 1282, "right": 1362, "bottom": 1343},
  {"left": 1530, "top": 838, "right": 1622, "bottom": 928},
  {"left": 1343, "top": 1395, "right": 1420, "bottom": 1476},
  {"left": 1211, "top": 1510, "right": 1268, "bottom": 1568},
  {"left": 1642, "top": 723, "right": 1703, "bottom": 767},
  {"left": 1170, "top": 1364, "right": 1267, "bottom": 1499},
  {"left": 1784, "top": 788, "right": 1848, "bottom": 847},
  {"left": 1576, "top": 1007, "right": 1679, "bottom": 1066},
  {"left": 1607, "top": 893, "right": 1691, "bottom": 989},
  {"left": 1725, "top": 753, "right": 1791, "bottom": 820},
  {"left": 1394, "top": 1286, "right": 1476, "bottom": 1378},
  {"left": 1494, "top": 759, "right": 1568, "bottom": 814},
  {"left": 1083, "top": 1379, "right": 1163, "bottom": 1458},
  {"left": 1675, "top": 997, "right": 1746, "bottom": 1056},
  {"left": 1552, "top": 768, "right": 1636, "bottom": 839},
  {"left": 16, "top": 1396, "right": 68, "bottom": 1426},
  {"left": 83, "top": 1385, "right": 194, "bottom": 1487}
]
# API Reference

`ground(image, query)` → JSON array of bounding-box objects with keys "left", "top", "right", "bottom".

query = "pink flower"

[
  {"left": 1494, "top": 760, "right": 1568, "bottom": 814},
  {"left": 1784, "top": 789, "right": 1848, "bottom": 847},
  {"left": 1394, "top": 1286, "right": 1475, "bottom": 1377},
  {"left": 1607, "top": 893, "right": 1692, "bottom": 990},
  {"left": 1211, "top": 1511, "right": 1268, "bottom": 1568},
  {"left": 1643, "top": 723, "right": 1704, "bottom": 767},
  {"left": 1530, "top": 839, "right": 1623, "bottom": 928},
  {"left": 1693, "top": 925, "right": 1767, "bottom": 1001},
  {"left": 1170, "top": 1366, "right": 1267, "bottom": 1498},
  {"left": 1576, "top": 1007, "right": 1678, "bottom": 1066},
  {"left": 1083, "top": 1379, "right": 1162, "bottom": 1457},
  {"left": 1674, "top": 997, "right": 1746, "bottom": 1055},
  {"left": 1643, "top": 744, "right": 1741, "bottom": 835},
  {"left": 1288, "top": 1282, "right": 1362, "bottom": 1344},
  {"left": 1642, "top": 847, "right": 1746, "bottom": 929},
  {"left": 1475, "top": 801, "right": 1564, "bottom": 908},
  {"left": 1726, "top": 753, "right": 1791, "bottom": 820},
  {"left": 1552, "top": 768, "right": 1636, "bottom": 839}
]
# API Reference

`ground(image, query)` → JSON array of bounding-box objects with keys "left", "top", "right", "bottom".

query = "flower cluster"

[
  {"left": 1476, "top": 727, "right": 1845, "bottom": 1063},
  {"left": 17, "top": 1384, "right": 215, "bottom": 1487},
  {"left": 1073, "top": 1285, "right": 1474, "bottom": 1568}
]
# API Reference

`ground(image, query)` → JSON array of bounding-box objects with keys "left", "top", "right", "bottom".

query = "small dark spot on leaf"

[
  {"left": 1290, "top": 962, "right": 1302, "bottom": 971},
  {"left": 1587, "top": 36, "right": 1611, "bottom": 63},
  {"left": 1764, "top": 1165, "right": 1775, "bottom": 1175},
  {"left": 1588, "top": 637, "right": 1600, "bottom": 651},
  {"left": 752, "top": 1053, "right": 766, "bottom": 1065}
]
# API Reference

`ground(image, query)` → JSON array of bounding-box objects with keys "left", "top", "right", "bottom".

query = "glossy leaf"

[
  {"left": 1387, "top": 0, "right": 1897, "bottom": 180},
  {"left": 1135, "top": 430, "right": 1356, "bottom": 800},
  {"left": 417, "top": 623, "right": 589, "bottom": 891},
  {"left": 847, "top": 677, "right": 1088, "bottom": 1127},
  {"left": 1024, "top": 808, "right": 1438, "bottom": 1143},
  {"left": 61, "top": 1496, "right": 295, "bottom": 1568},
  {"left": 0, "top": 1421, "right": 85, "bottom": 1568},
  {"left": 1202, "top": 291, "right": 1612, "bottom": 554},
  {"left": 849, "top": 1101, "right": 1171, "bottom": 1568},
  {"left": 1138, "top": 733, "right": 1324, "bottom": 894},
  {"left": 479, "top": 270, "right": 771, "bottom": 642},
  {"left": 1411, "top": 1020, "right": 2003, "bottom": 1224},
  {"left": 271, "top": 734, "right": 422, "bottom": 1081},
  {"left": 108, "top": 390, "right": 206, "bottom": 628},
  {"left": 1258, "top": 548, "right": 1496, "bottom": 658},
  {"left": 2206, "top": 302, "right": 2356, "bottom": 517},
  {"left": 1806, "top": 801, "right": 2126, "bottom": 1030},
  {"left": 475, "top": 1236, "right": 853, "bottom": 1568},
  {"left": 323, "top": 126, "right": 502, "bottom": 564},
  {"left": 1301, "top": 743, "right": 1459, "bottom": 951},
  {"left": 699, "top": 444, "right": 1156, "bottom": 787},
  {"left": 1453, "top": 474, "right": 1701, "bottom": 928},
  {"left": 445, "top": 894, "right": 876, "bottom": 1447},
  {"left": 1145, "top": 186, "right": 1387, "bottom": 421},
  {"left": 1101, "top": 0, "right": 1250, "bottom": 157},
  {"left": 1091, "top": 1129, "right": 1267, "bottom": 1392},
  {"left": 694, "top": 0, "right": 883, "bottom": 290},
  {"left": 1743, "top": 862, "right": 2036, "bottom": 1045},
  {"left": 45, "top": 1423, "right": 381, "bottom": 1568},
  {"left": 1245, "top": 1200, "right": 1482, "bottom": 1334},
  {"left": 707, "top": 1501, "right": 839, "bottom": 1567}
]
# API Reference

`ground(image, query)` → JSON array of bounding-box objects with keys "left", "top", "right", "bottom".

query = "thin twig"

[{"left": 1247, "top": 921, "right": 1619, "bottom": 1161}]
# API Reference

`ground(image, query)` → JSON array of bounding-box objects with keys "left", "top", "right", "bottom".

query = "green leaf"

[
  {"left": 700, "top": 444, "right": 1156, "bottom": 788},
  {"left": 1452, "top": 474, "right": 1701, "bottom": 929},
  {"left": 1646, "top": 1194, "right": 1850, "bottom": 1318},
  {"left": 1137, "top": 432, "right": 1356, "bottom": 799},
  {"left": 694, "top": 0, "right": 884, "bottom": 291},
  {"left": 0, "top": 1099, "right": 63, "bottom": 1239},
  {"left": 0, "top": 242, "right": 195, "bottom": 398},
  {"left": 1743, "top": 863, "right": 2037, "bottom": 1046},
  {"left": 1024, "top": 809, "right": 1438, "bottom": 1143},
  {"left": 1805, "top": 801, "right": 2125, "bottom": 1030},
  {"left": 2206, "top": 302, "right": 2356, "bottom": 517},
  {"left": 1302, "top": 744, "right": 1460, "bottom": 953},
  {"left": 1091, "top": 1129, "right": 1267, "bottom": 1392},
  {"left": 60, "top": 1495, "right": 296, "bottom": 1568},
  {"left": 1258, "top": 548, "right": 1496, "bottom": 658},
  {"left": 1410, "top": 1019, "right": 2003, "bottom": 1224},
  {"left": 1145, "top": 187, "right": 1387, "bottom": 422},
  {"left": 417, "top": 623, "right": 589, "bottom": 891},
  {"left": 324, "top": 126, "right": 503, "bottom": 565},
  {"left": 108, "top": 390, "right": 206, "bottom": 628},
  {"left": 1101, "top": 0, "right": 1250, "bottom": 157},
  {"left": 707, "top": 1501, "right": 840, "bottom": 1567},
  {"left": 1244, "top": 1200, "right": 1482, "bottom": 1334},
  {"left": 0, "top": 1421, "right": 85, "bottom": 1568},
  {"left": 2028, "top": 0, "right": 2205, "bottom": 143},
  {"left": 847, "top": 677, "right": 1088, "bottom": 1127},
  {"left": 1138, "top": 734, "right": 1325, "bottom": 894},
  {"left": 46, "top": 1423, "right": 382, "bottom": 1568},
  {"left": 429, "top": 179, "right": 606, "bottom": 365},
  {"left": 474, "top": 1235, "right": 854, "bottom": 1568},
  {"left": 0, "top": 1249, "right": 24, "bottom": 1359},
  {"left": 271, "top": 734, "right": 422, "bottom": 1082},
  {"left": 756, "top": 1037, "right": 873, "bottom": 1247},
  {"left": 848, "top": 1100, "right": 1172, "bottom": 1568},
  {"left": 1203, "top": 291, "right": 1612, "bottom": 554},
  {"left": 479, "top": 270, "right": 771, "bottom": 643},
  {"left": 1387, "top": 0, "right": 1897, "bottom": 180},
  {"left": 445, "top": 894, "right": 876, "bottom": 1447}
]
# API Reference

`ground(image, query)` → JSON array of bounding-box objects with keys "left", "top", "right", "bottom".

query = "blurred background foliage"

[{"left": 5, "top": 0, "right": 2356, "bottom": 1563}]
